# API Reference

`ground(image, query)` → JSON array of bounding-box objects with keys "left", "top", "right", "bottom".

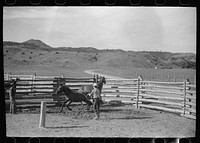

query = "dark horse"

[
  {"left": 55, "top": 85, "right": 93, "bottom": 112},
  {"left": 78, "top": 76, "right": 106, "bottom": 96}
]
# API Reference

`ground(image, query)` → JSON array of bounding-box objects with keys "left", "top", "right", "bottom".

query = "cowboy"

[
  {"left": 88, "top": 83, "right": 101, "bottom": 120},
  {"left": 9, "top": 79, "right": 17, "bottom": 114}
]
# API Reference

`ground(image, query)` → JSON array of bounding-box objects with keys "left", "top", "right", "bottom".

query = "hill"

[
  {"left": 3, "top": 40, "right": 196, "bottom": 70},
  {"left": 22, "top": 39, "right": 53, "bottom": 50}
]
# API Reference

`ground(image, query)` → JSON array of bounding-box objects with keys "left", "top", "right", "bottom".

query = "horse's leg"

[
  {"left": 66, "top": 101, "right": 73, "bottom": 111},
  {"left": 60, "top": 99, "right": 70, "bottom": 112}
]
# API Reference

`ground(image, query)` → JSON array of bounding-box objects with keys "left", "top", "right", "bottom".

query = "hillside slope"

[{"left": 3, "top": 40, "right": 196, "bottom": 69}]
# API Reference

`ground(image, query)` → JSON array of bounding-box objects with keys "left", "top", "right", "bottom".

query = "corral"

[{"left": 5, "top": 73, "right": 196, "bottom": 137}]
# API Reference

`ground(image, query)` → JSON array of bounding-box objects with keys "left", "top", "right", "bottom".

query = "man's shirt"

[{"left": 90, "top": 88, "right": 101, "bottom": 99}]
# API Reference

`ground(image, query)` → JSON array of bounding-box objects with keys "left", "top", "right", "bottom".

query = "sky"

[{"left": 3, "top": 7, "right": 196, "bottom": 54}]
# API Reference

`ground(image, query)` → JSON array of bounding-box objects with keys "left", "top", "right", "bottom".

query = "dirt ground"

[{"left": 6, "top": 103, "right": 195, "bottom": 137}]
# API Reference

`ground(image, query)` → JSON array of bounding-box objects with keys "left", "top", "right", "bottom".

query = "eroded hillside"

[{"left": 3, "top": 40, "right": 196, "bottom": 70}]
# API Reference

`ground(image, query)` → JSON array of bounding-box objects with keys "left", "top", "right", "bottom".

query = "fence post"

[
  {"left": 9, "top": 79, "right": 17, "bottom": 114},
  {"left": 93, "top": 75, "right": 95, "bottom": 83},
  {"left": 174, "top": 74, "right": 176, "bottom": 82},
  {"left": 94, "top": 74, "right": 98, "bottom": 83},
  {"left": 60, "top": 74, "right": 65, "bottom": 86},
  {"left": 182, "top": 79, "right": 187, "bottom": 116},
  {"left": 9, "top": 73, "right": 12, "bottom": 80},
  {"left": 168, "top": 73, "right": 170, "bottom": 82},
  {"left": 31, "top": 73, "right": 36, "bottom": 96},
  {"left": 136, "top": 76, "right": 141, "bottom": 108},
  {"left": 39, "top": 101, "right": 46, "bottom": 128}
]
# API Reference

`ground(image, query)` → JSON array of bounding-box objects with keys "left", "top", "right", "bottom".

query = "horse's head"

[
  {"left": 100, "top": 76, "right": 106, "bottom": 84},
  {"left": 10, "top": 77, "right": 20, "bottom": 87}
]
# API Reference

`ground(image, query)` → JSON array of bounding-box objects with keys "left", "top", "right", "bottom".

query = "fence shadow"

[
  {"left": 101, "top": 103, "right": 126, "bottom": 107},
  {"left": 100, "top": 108, "right": 123, "bottom": 113},
  {"left": 46, "top": 125, "right": 89, "bottom": 129},
  {"left": 105, "top": 116, "right": 152, "bottom": 120}
]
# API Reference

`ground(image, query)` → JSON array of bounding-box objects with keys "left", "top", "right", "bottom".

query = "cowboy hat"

[{"left": 93, "top": 83, "right": 98, "bottom": 87}]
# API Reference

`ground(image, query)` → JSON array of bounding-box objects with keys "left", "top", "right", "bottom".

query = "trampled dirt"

[{"left": 6, "top": 102, "right": 195, "bottom": 137}]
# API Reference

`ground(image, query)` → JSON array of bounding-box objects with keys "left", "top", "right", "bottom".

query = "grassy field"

[
  {"left": 4, "top": 66, "right": 196, "bottom": 85},
  {"left": 95, "top": 67, "right": 196, "bottom": 84}
]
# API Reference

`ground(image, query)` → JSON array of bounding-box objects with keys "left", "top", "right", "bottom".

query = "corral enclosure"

[{"left": 5, "top": 73, "right": 196, "bottom": 120}]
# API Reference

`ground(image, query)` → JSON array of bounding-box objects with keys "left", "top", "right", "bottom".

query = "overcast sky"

[{"left": 3, "top": 7, "right": 196, "bottom": 53}]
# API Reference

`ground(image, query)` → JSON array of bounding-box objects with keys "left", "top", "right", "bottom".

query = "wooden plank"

[
  {"left": 186, "top": 96, "right": 196, "bottom": 100},
  {"left": 106, "top": 79, "right": 138, "bottom": 82},
  {"left": 140, "top": 93, "right": 183, "bottom": 101},
  {"left": 66, "top": 83, "right": 92, "bottom": 85},
  {"left": 16, "top": 104, "right": 57, "bottom": 109},
  {"left": 140, "top": 89, "right": 183, "bottom": 96},
  {"left": 16, "top": 83, "right": 56, "bottom": 86},
  {"left": 102, "top": 94, "right": 136, "bottom": 98},
  {"left": 102, "top": 89, "right": 137, "bottom": 92},
  {"left": 64, "top": 77, "right": 93, "bottom": 80},
  {"left": 16, "top": 87, "right": 54, "bottom": 90},
  {"left": 16, "top": 79, "right": 55, "bottom": 82},
  {"left": 139, "top": 104, "right": 183, "bottom": 114},
  {"left": 185, "top": 84, "right": 196, "bottom": 88},
  {"left": 9, "top": 74, "right": 33, "bottom": 77},
  {"left": 105, "top": 83, "right": 135, "bottom": 86},
  {"left": 5, "top": 96, "right": 54, "bottom": 100},
  {"left": 65, "top": 80, "right": 93, "bottom": 83},
  {"left": 186, "top": 90, "right": 196, "bottom": 95},
  {"left": 102, "top": 91, "right": 137, "bottom": 95},
  {"left": 138, "top": 98, "right": 183, "bottom": 107},
  {"left": 17, "top": 101, "right": 58, "bottom": 105},
  {"left": 185, "top": 101, "right": 196, "bottom": 107},
  {"left": 103, "top": 87, "right": 139, "bottom": 90},
  {"left": 17, "top": 91, "right": 54, "bottom": 94},
  {"left": 6, "top": 100, "right": 57, "bottom": 105},
  {"left": 142, "top": 81, "right": 185, "bottom": 85},
  {"left": 36, "top": 76, "right": 60, "bottom": 79},
  {"left": 185, "top": 107, "right": 196, "bottom": 114},
  {"left": 141, "top": 84, "right": 186, "bottom": 90},
  {"left": 181, "top": 114, "right": 196, "bottom": 120},
  {"left": 103, "top": 98, "right": 137, "bottom": 104}
]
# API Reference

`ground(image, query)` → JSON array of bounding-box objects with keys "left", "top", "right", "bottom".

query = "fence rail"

[{"left": 4, "top": 73, "right": 196, "bottom": 120}]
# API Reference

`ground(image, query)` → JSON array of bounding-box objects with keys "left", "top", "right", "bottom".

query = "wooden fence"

[
  {"left": 4, "top": 73, "right": 97, "bottom": 109},
  {"left": 101, "top": 76, "right": 196, "bottom": 120},
  {"left": 4, "top": 74, "right": 196, "bottom": 120}
]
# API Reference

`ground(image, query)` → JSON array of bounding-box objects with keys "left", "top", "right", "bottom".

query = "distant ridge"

[
  {"left": 3, "top": 39, "right": 196, "bottom": 69},
  {"left": 56, "top": 46, "right": 99, "bottom": 53}
]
